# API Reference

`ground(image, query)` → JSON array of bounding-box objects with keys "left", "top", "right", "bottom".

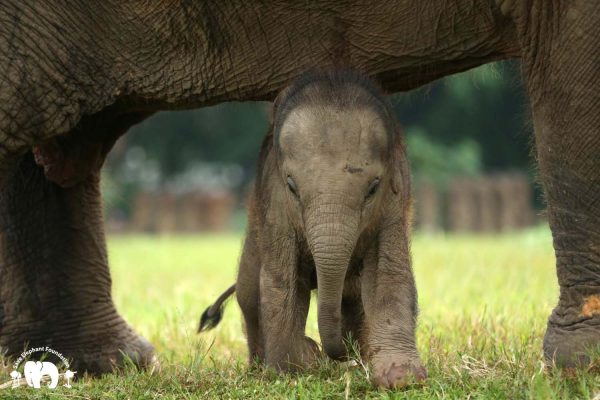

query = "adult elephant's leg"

[
  {"left": 0, "top": 152, "right": 154, "bottom": 373},
  {"left": 519, "top": 1, "right": 600, "bottom": 367},
  {"left": 539, "top": 116, "right": 600, "bottom": 366}
]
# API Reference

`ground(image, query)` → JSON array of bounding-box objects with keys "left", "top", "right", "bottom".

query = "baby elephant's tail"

[{"left": 198, "top": 284, "right": 236, "bottom": 332}]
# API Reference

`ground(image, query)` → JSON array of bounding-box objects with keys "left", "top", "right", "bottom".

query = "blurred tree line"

[{"left": 103, "top": 61, "right": 537, "bottom": 219}]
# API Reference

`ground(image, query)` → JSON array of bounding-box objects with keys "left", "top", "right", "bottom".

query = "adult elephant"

[{"left": 0, "top": 0, "right": 597, "bottom": 378}]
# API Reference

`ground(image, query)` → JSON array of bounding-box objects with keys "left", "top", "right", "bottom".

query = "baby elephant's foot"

[
  {"left": 288, "top": 336, "right": 321, "bottom": 371},
  {"left": 268, "top": 336, "right": 321, "bottom": 372},
  {"left": 300, "top": 336, "right": 321, "bottom": 366},
  {"left": 371, "top": 354, "right": 427, "bottom": 389}
]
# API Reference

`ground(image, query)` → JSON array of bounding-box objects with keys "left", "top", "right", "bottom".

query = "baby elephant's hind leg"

[
  {"left": 342, "top": 275, "right": 366, "bottom": 357},
  {"left": 236, "top": 232, "right": 264, "bottom": 363}
]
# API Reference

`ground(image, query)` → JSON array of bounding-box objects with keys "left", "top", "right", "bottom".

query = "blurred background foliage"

[
  {"left": 103, "top": 61, "right": 539, "bottom": 230},
  {"left": 398, "top": 61, "right": 531, "bottom": 182}
]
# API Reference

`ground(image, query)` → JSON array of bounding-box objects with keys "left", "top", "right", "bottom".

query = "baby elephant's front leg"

[
  {"left": 260, "top": 237, "right": 318, "bottom": 371},
  {"left": 362, "top": 227, "right": 426, "bottom": 389}
]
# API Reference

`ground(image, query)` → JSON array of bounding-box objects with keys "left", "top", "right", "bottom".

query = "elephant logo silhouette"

[
  {"left": 3, "top": 346, "right": 76, "bottom": 389},
  {"left": 24, "top": 361, "right": 59, "bottom": 389}
]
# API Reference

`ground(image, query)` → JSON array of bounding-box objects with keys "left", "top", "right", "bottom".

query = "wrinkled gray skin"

[
  {"left": 0, "top": 0, "right": 597, "bottom": 376},
  {"left": 232, "top": 70, "right": 423, "bottom": 389}
]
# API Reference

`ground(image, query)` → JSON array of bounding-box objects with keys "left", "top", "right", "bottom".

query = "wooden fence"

[
  {"left": 128, "top": 190, "right": 236, "bottom": 233},
  {"left": 414, "top": 173, "right": 535, "bottom": 232},
  {"left": 116, "top": 173, "right": 535, "bottom": 234}
]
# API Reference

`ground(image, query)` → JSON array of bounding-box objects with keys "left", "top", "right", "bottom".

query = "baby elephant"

[{"left": 200, "top": 69, "right": 425, "bottom": 389}]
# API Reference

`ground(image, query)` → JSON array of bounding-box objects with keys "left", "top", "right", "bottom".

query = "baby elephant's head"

[{"left": 273, "top": 70, "right": 408, "bottom": 359}]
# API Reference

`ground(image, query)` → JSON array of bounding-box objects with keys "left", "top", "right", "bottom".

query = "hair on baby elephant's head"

[{"left": 271, "top": 69, "right": 409, "bottom": 230}]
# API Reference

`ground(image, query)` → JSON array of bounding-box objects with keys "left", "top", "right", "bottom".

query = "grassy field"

[{"left": 2, "top": 227, "right": 599, "bottom": 399}]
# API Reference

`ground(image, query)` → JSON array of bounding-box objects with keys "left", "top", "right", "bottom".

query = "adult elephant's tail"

[{"left": 198, "top": 284, "right": 236, "bottom": 332}]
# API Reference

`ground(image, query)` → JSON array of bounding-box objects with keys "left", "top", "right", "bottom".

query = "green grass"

[{"left": 2, "top": 227, "right": 599, "bottom": 399}]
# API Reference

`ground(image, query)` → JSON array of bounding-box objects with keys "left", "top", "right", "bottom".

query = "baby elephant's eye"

[
  {"left": 366, "top": 178, "right": 380, "bottom": 199},
  {"left": 287, "top": 176, "right": 299, "bottom": 197}
]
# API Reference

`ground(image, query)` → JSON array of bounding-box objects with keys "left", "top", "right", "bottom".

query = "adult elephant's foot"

[
  {"left": 0, "top": 153, "right": 154, "bottom": 374},
  {"left": 0, "top": 306, "right": 155, "bottom": 374},
  {"left": 543, "top": 287, "right": 600, "bottom": 368},
  {"left": 370, "top": 353, "right": 427, "bottom": 389},
  {"left": 64, "top": 316, "right": 156, "bottom": 374}
]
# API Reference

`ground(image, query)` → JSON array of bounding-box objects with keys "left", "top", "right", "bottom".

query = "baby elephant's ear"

[
  {"left": 270, "top": 85, "right": 292, "bottom": 124},
  {"left": 390, "top": 130, "right": 410, "bottom": 196}
]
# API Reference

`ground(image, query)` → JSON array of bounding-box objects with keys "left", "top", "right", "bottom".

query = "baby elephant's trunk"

[
  {"left": 198, "top": 284, "right": 236, "bottom": 332},
  {"left": 306, "top": 207, "right": 360, "bottom": 361}
]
